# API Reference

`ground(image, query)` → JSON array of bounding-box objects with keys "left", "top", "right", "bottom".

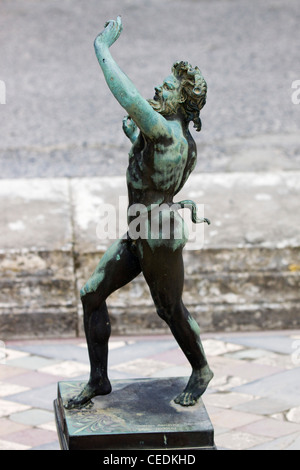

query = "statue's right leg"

[{"left": 65, "top": 236, "right": 141, "bottom": 408}]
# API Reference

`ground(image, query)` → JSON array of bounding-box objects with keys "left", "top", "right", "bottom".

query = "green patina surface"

[
  {"left": 187, "top": 315, "right": 201, "bottom": 337},
  {"left": 80, "top": 238, "right": 122, "bottom": 297},
  {"left": 68, "top": 17, "right": 213, "bottom": 411}
]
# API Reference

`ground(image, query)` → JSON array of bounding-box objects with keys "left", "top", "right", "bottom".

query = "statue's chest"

[{"left": 127, "top": 136, "right": 152, "bottom": 189}]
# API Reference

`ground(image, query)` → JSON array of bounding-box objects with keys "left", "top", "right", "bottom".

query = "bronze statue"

[{"left": 66, "top": 17, "right": 213, "bottom": 409}]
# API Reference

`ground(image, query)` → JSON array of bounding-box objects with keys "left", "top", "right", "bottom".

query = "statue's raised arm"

[
  {"left": 64, "top": 19, "right": 213, "bottom": 412},
  {"left": 94, "top": 17, "right": 169, "bottom": 139}
]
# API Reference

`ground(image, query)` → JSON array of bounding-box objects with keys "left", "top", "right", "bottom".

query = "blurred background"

[
  {"left": 0, "top": 0, "right": 299, "bottom": 337},
  {"left": 1, "top": 0, "right": 299, "bottom": 178}
]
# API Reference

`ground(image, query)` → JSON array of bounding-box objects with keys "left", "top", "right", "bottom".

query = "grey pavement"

[
  {"left": 0, "top": 331, "right": 300, "bottom": 450},
  {"left": 0, "top": 0, "right": 299, "bottom": 177}
]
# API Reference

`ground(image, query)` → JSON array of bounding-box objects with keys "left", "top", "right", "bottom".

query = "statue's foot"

[
  {"left": 174, "top": 367, "right": 213, "bottom": 407},
  {"left": 64, "top": 378, "right": 112, "bottom": 409}
]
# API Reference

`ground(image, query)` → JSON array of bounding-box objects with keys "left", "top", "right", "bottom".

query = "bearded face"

[
  {"left": 148, "top": 95, "right": 178, "bottom": 116},
  {"left": 148, "top": 74, "right": 183, "bottom": 116}
]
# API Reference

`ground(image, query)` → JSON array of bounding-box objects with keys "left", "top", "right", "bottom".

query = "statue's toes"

[
  {"left": 64, "top": 398, "right": 76, "bottom": 410},
  {"left": 174, "top": 392, "right": 197, "bottom": 407},
  {"left": 63, "top": 394, "right": 92, "bottom": 410}
]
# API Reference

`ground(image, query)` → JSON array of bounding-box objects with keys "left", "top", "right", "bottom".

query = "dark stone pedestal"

[{"left": 54, "top": 377, "right": 216, "bottom": 450}]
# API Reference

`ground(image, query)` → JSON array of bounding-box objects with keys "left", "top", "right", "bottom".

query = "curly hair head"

[{"left": 172, "top": 61, "right": 207, "bottom": 132}]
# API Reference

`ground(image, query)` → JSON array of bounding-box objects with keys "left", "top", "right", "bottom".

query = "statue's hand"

[
  {"left": 94, "top": 16, "right": 123, "bottom": 49},
  {"left": 122, "top": 116, "right": 138, "bottom": 141}
]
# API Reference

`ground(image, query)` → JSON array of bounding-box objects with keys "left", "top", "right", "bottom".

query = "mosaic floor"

[{"left": 0, "top": 331, "right": 300, "bottom": 450}]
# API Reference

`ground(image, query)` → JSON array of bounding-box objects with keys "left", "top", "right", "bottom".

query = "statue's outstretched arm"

[{"left": 94, "top": 17, "right": 167, "bottom": 139}]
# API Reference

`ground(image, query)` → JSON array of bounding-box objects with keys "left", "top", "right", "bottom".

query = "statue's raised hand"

[{"left": 94, "top": 16, "right": 123, "bottom": 49}]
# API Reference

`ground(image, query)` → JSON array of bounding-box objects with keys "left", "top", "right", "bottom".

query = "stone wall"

[{"left": 0, "top": 173, "right": 299, "bottom": 339}]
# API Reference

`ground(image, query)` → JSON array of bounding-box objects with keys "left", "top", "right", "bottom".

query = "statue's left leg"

[
  {"left": 139, "top": 241, "right": 213, "bottom": 406},
  {"left": 65, "top": 236, "right": 141, "bottom": 408}
]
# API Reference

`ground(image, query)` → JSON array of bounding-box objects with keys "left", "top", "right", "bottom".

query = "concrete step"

[{"left": 0, "top": 172, "right": 299, "bottom": 339}]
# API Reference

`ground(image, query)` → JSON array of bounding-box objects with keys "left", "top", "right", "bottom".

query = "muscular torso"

[{"left": 126, "top": 127, "right": 196, "bottom": 216}]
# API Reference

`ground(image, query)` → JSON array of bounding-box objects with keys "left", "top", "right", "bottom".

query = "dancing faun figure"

[{"left": 66, "top": 17, "right": 213, "bottom": 409}]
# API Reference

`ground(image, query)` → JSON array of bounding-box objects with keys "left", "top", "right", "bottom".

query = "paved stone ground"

[{"left": 0, "top": 331, "right": 300, "bottom": 450}]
